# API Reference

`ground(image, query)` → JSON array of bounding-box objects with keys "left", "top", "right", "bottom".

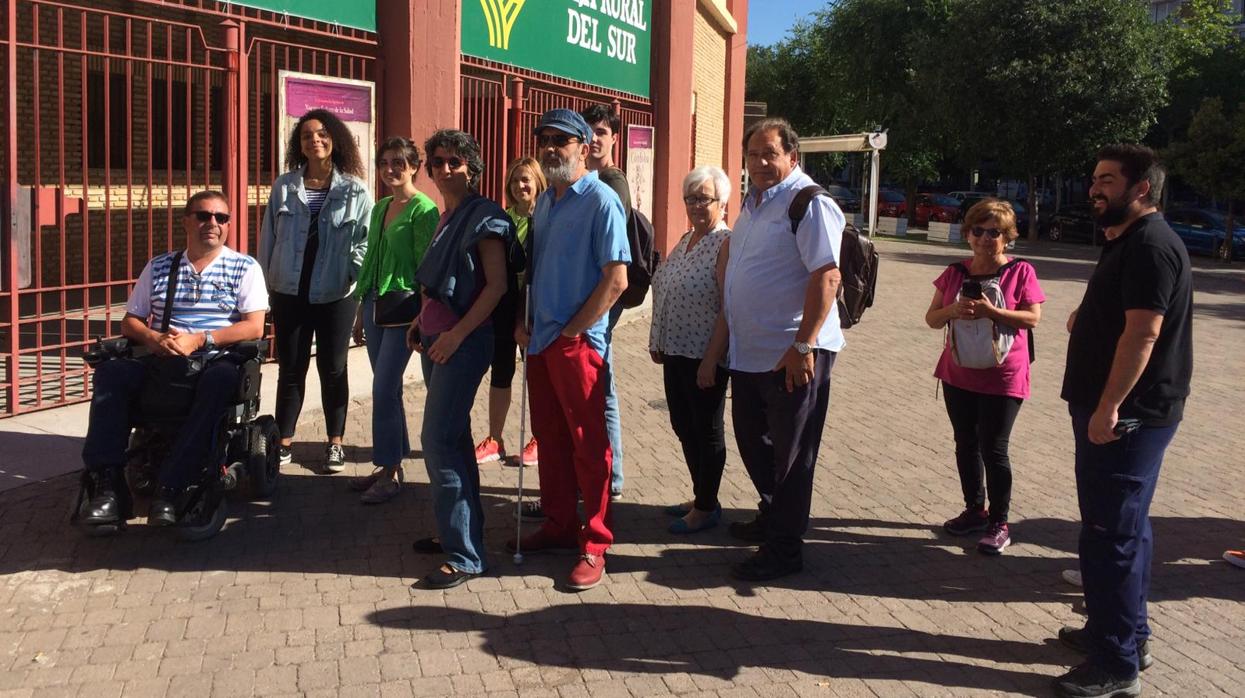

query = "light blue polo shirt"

[
  {"left": 724, "top": 166, "right": 846, "bottom": 373},
  {"left": 528, "top": 171, "right": 630, "bottom": 356}
]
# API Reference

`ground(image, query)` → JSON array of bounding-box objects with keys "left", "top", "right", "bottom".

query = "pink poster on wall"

[
  {"left": 279, "top": 71, "right": 376, "bottom": 190},
  {"left": 626, "top": 125, "right": 654, "bottom": 220}
]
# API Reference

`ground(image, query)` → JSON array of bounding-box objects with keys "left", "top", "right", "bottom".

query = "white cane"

[{"left": 512, "top": 288, "right": 531, "bottom": 565}]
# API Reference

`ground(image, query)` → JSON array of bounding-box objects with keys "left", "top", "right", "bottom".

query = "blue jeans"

[
  {"left": 420, "top": 326, "right": 494, "bottom": 574},
  {"left": 605, "top": 304, "right": 624, "bottom": 495},
  {"left": 362, "top": 296, "right": 413, "bottom": 467},
  {"left": 1070, "top": 404, "right": 1178, "bottom": 678}
]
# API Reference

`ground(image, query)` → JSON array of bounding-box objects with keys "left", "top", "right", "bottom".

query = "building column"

[
  {"left": 724, "top": 0, "right": 749, "bottom": 217},
  {"left": 651, "top": 1, "right": 696, "bottom": 256},
  {"left": 377, "top": 1, "right": 461, "bottom": 207}
]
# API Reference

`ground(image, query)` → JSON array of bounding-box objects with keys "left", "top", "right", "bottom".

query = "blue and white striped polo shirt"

[{"left": 127, "top": 246, "right": 268, "bottom": 334}]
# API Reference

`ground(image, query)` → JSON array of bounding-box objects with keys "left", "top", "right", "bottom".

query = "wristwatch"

[
  {"left": 792, "top": 341, "right": 812, "bottom": 355},
  {"left": 203, "top": 331, "right": 217, "bottom": 351}
]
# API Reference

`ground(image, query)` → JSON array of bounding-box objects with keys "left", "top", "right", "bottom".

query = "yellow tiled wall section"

[{"left": 692, "top": 6, "right": 728, "bottom": 171}]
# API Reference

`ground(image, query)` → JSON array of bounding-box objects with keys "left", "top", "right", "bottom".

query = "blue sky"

[{"left": 747, "top": 0, "right": 829, "bottom": 47}]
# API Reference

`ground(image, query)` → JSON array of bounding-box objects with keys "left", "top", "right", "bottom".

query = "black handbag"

[
  {"left": 373, "top": 288, "right": 420, "bottom": 327},
  {"left": 138, "top": 251, "right": 204, "bottom": 417}
]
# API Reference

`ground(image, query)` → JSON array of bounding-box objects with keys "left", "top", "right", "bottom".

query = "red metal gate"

[
  {"left": 460, "top": 56, "right": 653, "bottom": 204},
  {"left": 0, "top": 0, "right": 376, "bottom": 416}
]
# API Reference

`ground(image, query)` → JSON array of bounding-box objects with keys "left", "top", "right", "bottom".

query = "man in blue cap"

[{"left": 508, "top": 108, "right": 630, "bottom": 591}]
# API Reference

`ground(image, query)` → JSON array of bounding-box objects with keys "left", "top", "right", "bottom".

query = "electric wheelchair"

[{"left": 72, "top": 337, "right": 281, "bottom": 541}]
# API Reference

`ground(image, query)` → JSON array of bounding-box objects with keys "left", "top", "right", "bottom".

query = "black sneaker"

[
  {"left": 520, "top": 500, "right": 545, "bottom": 522},
  {"left": 1051, "top": 661, "right": 1140, "bottom": 698},
  {"left": 325, "top": 443, "right": 346, "bottom": 473},
  {"left": 1058, "top": 626, "right": 1153, "bottom": 671},
  {"left": 730, "top": 546, "right": 802, "bottom": 581},
  {"left": 728, "top": 516, "right": 767, "bottom": 543},
  {"left": 278, "top": 446, "right": 292, "bottom": 466}
]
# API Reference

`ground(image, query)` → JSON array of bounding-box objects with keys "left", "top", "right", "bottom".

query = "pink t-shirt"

[{"left": 933, "top": 258, "right": 1046, "bottom": 399}]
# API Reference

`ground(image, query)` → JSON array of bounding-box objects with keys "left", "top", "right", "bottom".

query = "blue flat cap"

[{"left": 533, "top": 108, "right": 593, "bottom": 143}]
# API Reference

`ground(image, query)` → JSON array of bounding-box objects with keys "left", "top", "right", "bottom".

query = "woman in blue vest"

[{"left": 259, "top": 109, "right": 372, "bottom": 473}]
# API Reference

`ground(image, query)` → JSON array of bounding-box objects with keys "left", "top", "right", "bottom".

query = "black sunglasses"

[
  {"left": 192, "top": 210, "right": 230, "bottom": 224},
  {"left": 536, "top": 133, "right": 580, "bottom": 148},
  {"left": 431, "top": 156, "right": 465, "bottom": 170},
  {"left": 969, "top": 226, "right": 1003, "bottom": 239}
]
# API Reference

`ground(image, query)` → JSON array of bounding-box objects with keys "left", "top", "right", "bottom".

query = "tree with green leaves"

[
  {"left": 1166, "top": 97, "right": 1245, "bottom": 261},
  {"left": 928, "top": 0, "right": 1169, "bottom": 240}
]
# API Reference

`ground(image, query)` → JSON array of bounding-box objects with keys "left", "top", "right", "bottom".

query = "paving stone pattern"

[{"left": 2, "top": 237, "right": 1243, "bottom": 697}]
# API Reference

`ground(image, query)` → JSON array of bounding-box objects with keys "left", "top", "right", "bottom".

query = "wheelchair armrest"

[
  {"left": 222, "top": 340, "right": 268, "bottom": 361},
  {"left": 83, "top": 337, "right": 133, "bottom": 367}
]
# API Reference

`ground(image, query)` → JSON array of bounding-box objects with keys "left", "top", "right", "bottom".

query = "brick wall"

[{"left": 691, "top": 6, "right": 728, "bottom": 172}]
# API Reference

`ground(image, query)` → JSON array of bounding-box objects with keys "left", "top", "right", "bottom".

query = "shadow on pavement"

[{"left": 365, "top": 601, "right": 1051, "bottom": 695}]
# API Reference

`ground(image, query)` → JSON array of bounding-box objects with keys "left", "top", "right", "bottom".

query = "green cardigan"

[{"left": 355, "top": 192, "right": 440, "bottom": 298}]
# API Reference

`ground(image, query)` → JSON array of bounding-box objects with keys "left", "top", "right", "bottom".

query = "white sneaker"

[{"left": 1061, "top": 569, "right": 1083, "bottom": 587}]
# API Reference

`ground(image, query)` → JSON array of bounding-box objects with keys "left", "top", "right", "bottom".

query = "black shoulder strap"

[
  {"left": 788, "top": 185, "right": 828, "bottom": 235},
  {"left": 160, "top": 250, "right": 184, "bottom": 333}
]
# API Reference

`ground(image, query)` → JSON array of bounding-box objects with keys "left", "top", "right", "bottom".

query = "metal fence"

[{"left": 0, "top": 0, "right": 376, "bottom": 416}]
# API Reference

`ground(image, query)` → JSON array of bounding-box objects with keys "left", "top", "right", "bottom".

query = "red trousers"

[{"left": 527, "top": 335, "right": 613, "bottom": 555}]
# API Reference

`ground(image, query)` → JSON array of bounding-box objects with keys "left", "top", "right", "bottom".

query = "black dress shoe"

[
  {"left": 417, "top": 565, "right": 479, "bottom": 590},
  {"left": 731, "top": 546, "right": 802, "bottom": 581},
  {"left": 148, "top": 487, "right": 181, "bottom": 527},
  {"left": 1058, "top": 625, "right": 1153, "bottom": 671},
  {"left": 1052, "top": 661, "right": 1140, "bottom": 698},
  {"left": 728, "top": 516, "right": 767, "bottom": 543},
  {"left": 80, "top": 468, "right": 126, "bottom": 526}
]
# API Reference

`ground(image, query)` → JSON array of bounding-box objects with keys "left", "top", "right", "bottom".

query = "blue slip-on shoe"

[
  {"left": 664, "top": 502, "right": 692, "bottom": 517},
  {"left": 669, "top": 507, "right": 721, "bottom": 534}
]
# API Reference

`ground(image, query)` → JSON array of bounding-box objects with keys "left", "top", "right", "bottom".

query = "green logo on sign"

[{"left": 480, "top": 0, "right": 526, "bottom": 50}]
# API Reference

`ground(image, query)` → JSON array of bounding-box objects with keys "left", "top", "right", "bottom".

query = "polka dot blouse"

[{"left": 648, "top": 225, "right": 730, "bottom": 360}]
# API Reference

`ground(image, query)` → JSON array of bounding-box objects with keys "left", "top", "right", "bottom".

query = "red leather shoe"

[
  {"left": 567, "top": 553, "right": 605, "bottom": 591},
  {"left": 505, "top": 527, "right": 577, "bottom": 555}
]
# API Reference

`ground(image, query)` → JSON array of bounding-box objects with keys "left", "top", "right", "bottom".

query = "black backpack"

[
  {"left": 787, "top": 185, "right": 879, "bottom": 329},
  {"left": 618, "top": 207, "right": 659, "bottom": 309}
]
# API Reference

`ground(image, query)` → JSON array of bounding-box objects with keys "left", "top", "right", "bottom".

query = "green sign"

[
  {"left": 229, "top": 1, "right": 375, "bottom": 31},
  {"left": 462, "top": 0, "right": 652, "bottom": 98}
]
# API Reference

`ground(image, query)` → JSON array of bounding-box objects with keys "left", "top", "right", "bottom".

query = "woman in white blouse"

[{"left": 649, "top": 165, "right": 732, "bottom": 535}]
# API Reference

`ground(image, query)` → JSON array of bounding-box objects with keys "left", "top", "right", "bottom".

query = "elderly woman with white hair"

[{"left": 649, "top": 165, "right": 733, "bottom": 535}]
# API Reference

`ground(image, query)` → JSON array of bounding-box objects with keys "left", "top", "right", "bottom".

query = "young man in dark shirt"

[{"left": 1052, "top": 144, "right": 1193, "bottom": 698}]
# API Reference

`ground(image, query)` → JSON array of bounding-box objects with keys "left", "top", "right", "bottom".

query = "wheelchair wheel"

[
  {"left": 248, "top": 416, "right": 281, "bottom": 499},
  {"left": 176, "top": 490, "right": 227, "bottom": 542}
]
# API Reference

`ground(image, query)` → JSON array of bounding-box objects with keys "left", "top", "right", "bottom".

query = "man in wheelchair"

[{"left": 77, "top": 191, "right": 269, "bottom": 531}]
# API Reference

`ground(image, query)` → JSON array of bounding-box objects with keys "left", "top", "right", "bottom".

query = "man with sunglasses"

[
  {"left": 78, "top": 191, "right": 268, "bottom": 530},
  {"left": 509, "top": 108, "right": 629, "bottom": 591},
  {"left": 1052, "top": 145, "right": 1193, "bottom": 698}
]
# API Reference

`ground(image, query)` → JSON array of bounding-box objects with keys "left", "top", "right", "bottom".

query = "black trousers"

[
  {"left": 81, "top": 357, "right": 240, "bottom": 490},
  {"left": 941, "top": 382, "right": 1022, "bottom": 523},
  {"left": 662, "top": 354, "right": 729, "bottom": 512},
  {"left": 731, "top": 350, "right": 835, "bottom": 560},
  {"left": 270, "top": 292, "right": 357, "bottom": 439}
]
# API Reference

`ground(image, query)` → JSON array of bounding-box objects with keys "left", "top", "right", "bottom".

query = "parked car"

[
  {"left": 877, "top": 189, "right": 907, "bottom": 218},
  {"left": 1166, "top": 208, "right": 1245, "bottom": 260},
  {"left": 1010, "top": 199, "right": 1038, "bottom": 234},
  {"left": 825, "top": 185, "right": 861, "bottom": 213},
  {"left": 914, "top": 193, "right": 961, "bottom": 226},
  {"left": 948, "top": 191, "right": 991, "bottom": 205},
  {"left": 1044, "top": 203, "right": 1104, "bottom": 244}
]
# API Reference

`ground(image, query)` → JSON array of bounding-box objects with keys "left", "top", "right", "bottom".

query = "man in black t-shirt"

[{"left": 1052, "top": 145, "right": 1193, "bottom": 698}]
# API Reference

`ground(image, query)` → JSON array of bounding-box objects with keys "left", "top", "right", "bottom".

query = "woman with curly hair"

[{"left": 259, "top": 109, "right": 373, "bottom": 473}]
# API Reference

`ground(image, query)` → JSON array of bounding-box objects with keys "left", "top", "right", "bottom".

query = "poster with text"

[
  {"left": 626, "top": 125, "right": 654, "bottom": 220},
  {"left": 279, "top": 71, "right": 376, "bottom": 191}
]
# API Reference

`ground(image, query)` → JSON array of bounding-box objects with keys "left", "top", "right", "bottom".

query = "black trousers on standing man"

[{"left": 730, "top": 349, "right": 835, "bottom": 562}]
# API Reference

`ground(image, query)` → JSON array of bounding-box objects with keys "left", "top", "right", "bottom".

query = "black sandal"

[
  {"left": 418, "top": 565, "right": 478, "bottom": 590},
  {"left": 412, "top": 537, "right": 443, "bottom": 554}
]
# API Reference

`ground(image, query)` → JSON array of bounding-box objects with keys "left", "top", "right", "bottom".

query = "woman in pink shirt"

[{"left": 924, "top": 199, "right": 1045, "bottom": 555}]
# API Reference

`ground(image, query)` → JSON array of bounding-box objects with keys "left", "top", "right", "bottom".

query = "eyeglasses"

[
  {"left": 683, "top": 195, "right": 718, "bottom": 208},
  {"left": 431, "top": 156, "right": 464, "bottom": 170},
  {"left": 969, "top": 226, "right": 1003, "bottom": 239},
  {"left": 192, "top": 210, "right": 230, "bottom": 224},
  {"left": 536, "top": 133, "right": 580, "bottom": 148},
  {"left": 187, "top": 273, "right": 213, "bottom": 303}
]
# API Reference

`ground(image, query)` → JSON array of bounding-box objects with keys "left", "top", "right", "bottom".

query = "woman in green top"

[
  {"left": 349, "top": 137, "right": 440, "bottom": 503},
  {"left": 473, "top": 156, "right": 546, "bottom": 468}
]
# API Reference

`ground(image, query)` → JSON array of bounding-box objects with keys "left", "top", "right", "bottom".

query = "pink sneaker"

[
  {"left": 1224, "top": 550, "right": 1245, "bottom": 569},
  {"left": 943, "top": 508, "right": 989, "bottom": 536},
  {"left": 474, "top": 437, "right": 504, "bottom": 464},
  {"left": 520, "top": 437, "right": 539, "bottom": 467},
  {"left": 977, "top": 522, "right": 1011, "bottom": 555}
]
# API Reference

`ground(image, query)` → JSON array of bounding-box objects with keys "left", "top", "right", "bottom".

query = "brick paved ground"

[{"left": 2, "top": 237, "right": 1244, "bottom": 697}]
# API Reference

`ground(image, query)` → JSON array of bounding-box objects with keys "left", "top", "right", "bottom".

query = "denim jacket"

[{"left": 259, "top": 167, "right": 372, "bottom": 303}]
